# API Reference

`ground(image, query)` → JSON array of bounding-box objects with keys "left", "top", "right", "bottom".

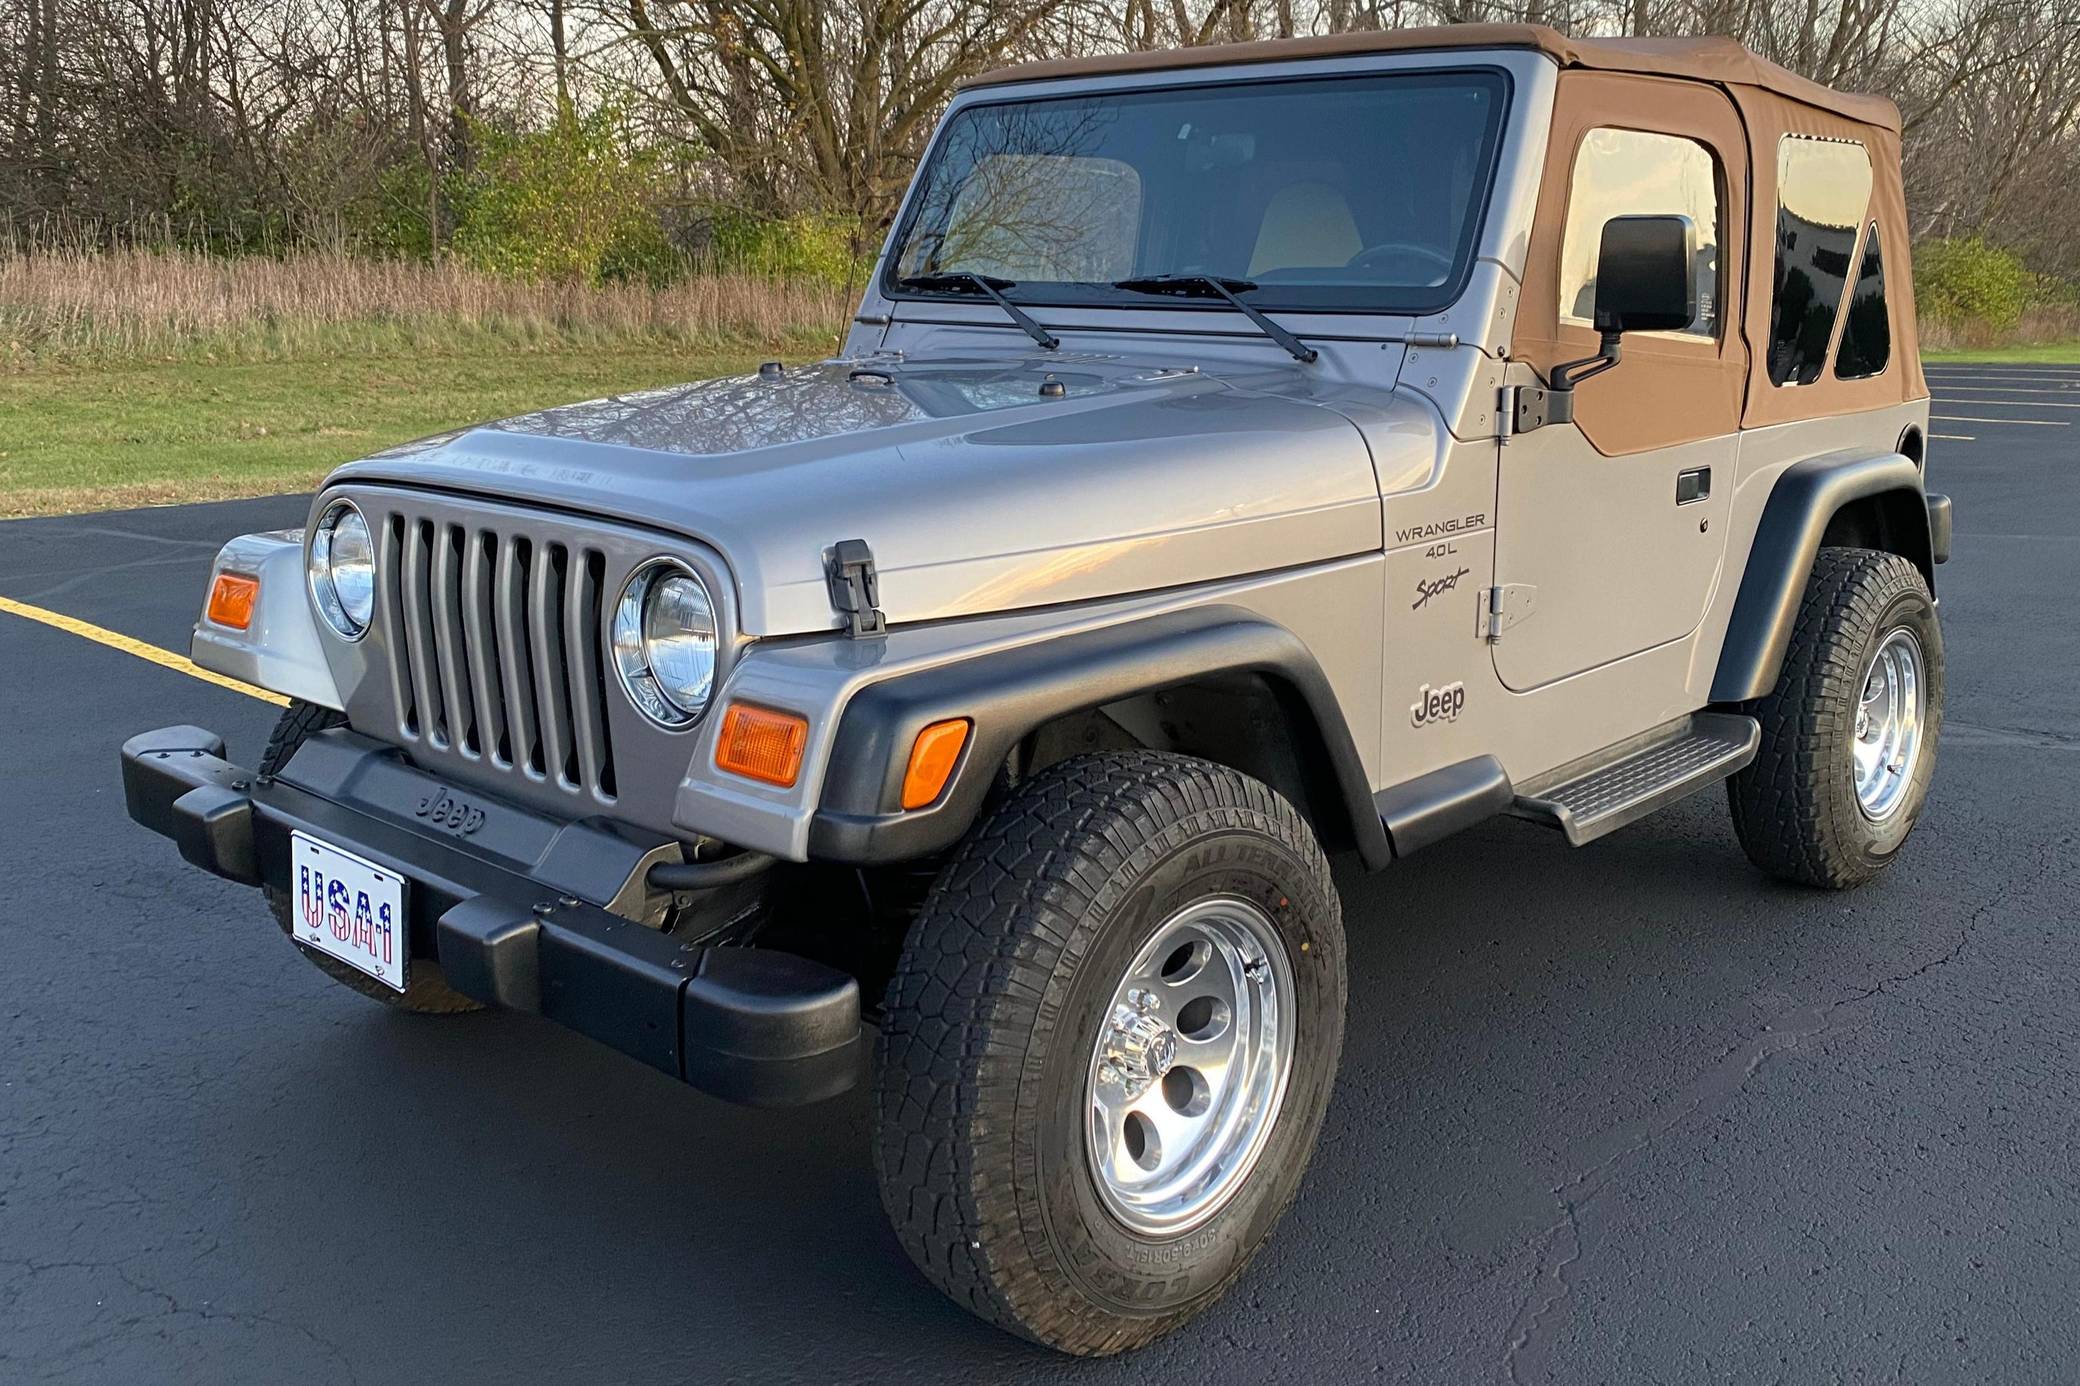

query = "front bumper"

[{"left": 120, "top": 725, "right": 860, "bottom": 1107}]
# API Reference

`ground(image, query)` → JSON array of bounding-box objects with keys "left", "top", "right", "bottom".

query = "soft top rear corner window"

[{"left": 884, "top": 69, "right": 1511, "bottom": 316}]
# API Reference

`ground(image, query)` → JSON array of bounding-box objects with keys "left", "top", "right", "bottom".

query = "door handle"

[{"left": 1676, "top": 467, "right": 1711, "bottom": 505}]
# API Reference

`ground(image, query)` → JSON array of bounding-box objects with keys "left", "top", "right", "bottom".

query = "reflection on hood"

[
  {"left": 480, "top": 356, "right": 1197, "bottom": 458},
  {"left": 342, "top": 353, "right": 1420, "bottom": 635}
]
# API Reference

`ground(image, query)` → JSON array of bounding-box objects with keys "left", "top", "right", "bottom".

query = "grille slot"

[{"left": 380, "top": 509, "right": 616, "bottom": 801}]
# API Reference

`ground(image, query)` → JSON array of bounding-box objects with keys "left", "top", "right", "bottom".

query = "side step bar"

[{"left": 1511, "top": 712, "right": 1760, "bottom": 846}]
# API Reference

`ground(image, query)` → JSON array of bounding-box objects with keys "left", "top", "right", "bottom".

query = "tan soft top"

[{"left": 965, "top": 24, "right": 1900, "bottom": 133}]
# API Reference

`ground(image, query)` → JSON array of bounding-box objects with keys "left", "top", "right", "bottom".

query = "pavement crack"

[
  {"left": 1500, "top": 840, "right": 2034, "bottom": 1382},
  {"left": 21, "top": 550, "right": 229, "bottom": 603},
  {"left": 1503, "top": 1197, "right": 1585, "bottom": 1386},
  {"left": 1942, "top": 719, "right": 2080, "bottom": 752},
  {"left": 107, "top": 1263, "right": 364, "bottom": 1386},
  {"left": 1, "top": 1256, "right": 361, "bottom": 1384}
]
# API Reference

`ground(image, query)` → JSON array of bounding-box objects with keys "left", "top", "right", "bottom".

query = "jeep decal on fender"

[{"left": 1411, "top": 681, "right": 1467, "bottom": 727}]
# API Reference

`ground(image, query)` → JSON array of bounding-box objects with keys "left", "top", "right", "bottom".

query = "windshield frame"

[{"left": 880, "top": 64, "right": 1515, "bottom": 320}]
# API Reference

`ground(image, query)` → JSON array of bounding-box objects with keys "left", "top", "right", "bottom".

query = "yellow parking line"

[
  {"left": 1931, "top": 414, "right": 2068, "bottom": 426},
  {"left": 0, "top": 594, "right": 286, "bottom": 706}
]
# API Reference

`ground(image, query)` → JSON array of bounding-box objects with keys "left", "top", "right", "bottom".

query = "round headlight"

[
  {"left": 309, "top": 501, "right": 375, "bottom": 639},
  {"left": 612, "top": 561, "right": 717, "bottom": 727}
]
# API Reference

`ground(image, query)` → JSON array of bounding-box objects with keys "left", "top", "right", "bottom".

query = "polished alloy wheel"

[
  {"left": 1853, "top": 626, "right": 1926, "bottom": 822},
  {"left": 1086, "top": 897, "right": 1296, "bottom": 1236}
]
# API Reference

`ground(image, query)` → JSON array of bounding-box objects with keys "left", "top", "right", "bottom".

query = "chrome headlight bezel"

[
  {"left": 612, "top": 557, "right": 718, "bottom": 730},
  {"left": 307, "top": 499, "right": 375, "bottom": 641}
]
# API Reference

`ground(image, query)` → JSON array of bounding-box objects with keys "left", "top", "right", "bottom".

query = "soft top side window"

[
  {"left": 1768, "top": 135, "right": 1873, "bottom": 386},
  {"left": 1558, "top": 127, "right": 1722, "bottom": 339},
  {"left": 1833, "top": 220, "right": 1891, "bottom": 380}
]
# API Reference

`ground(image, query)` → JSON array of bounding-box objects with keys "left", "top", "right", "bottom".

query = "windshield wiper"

[
  {"left": 1112, "top": 274, "right": 1318, "bottom": 364},
  {"left": 897, "top": 272, "right": 1059, "bottom": 351}
]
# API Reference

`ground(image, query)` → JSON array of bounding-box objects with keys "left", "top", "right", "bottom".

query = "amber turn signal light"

[
  {"left": 901, "top": 718, "right": 971, "bottom": 810},
  {"left": 205, "top": 572, "right": 260, "bottom": 631},
  {"left": 714, "top": 703, "right": 809, "bottom": 788}
]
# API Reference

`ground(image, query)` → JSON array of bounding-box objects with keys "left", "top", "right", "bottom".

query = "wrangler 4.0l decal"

[{"left": 1394, "top": 513, "right": 1487, "bottom": 545}]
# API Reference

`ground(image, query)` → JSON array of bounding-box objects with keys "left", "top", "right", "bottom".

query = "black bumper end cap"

[
  {"left": 683, "top": 948, "right": 862, "bottom": 1107},
  {"left": 122, "top": 725, "right": 229, "bottom": 827},
  {"left": 122, "top": 726, "right": 259, "bottom": 884},
  {"left": 436, "top": 898, "right": 861, "bottom": 1107}
]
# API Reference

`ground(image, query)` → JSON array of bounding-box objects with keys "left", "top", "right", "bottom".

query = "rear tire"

[
  {"left": 259, "top": 699, "right": 482, "bottom": 1015},
  {"left": 1728, "top": 547, "right": 1943, "bottom": 888},
  {"left": 873, "top": 751, "right": 1345, "bottom": 1355}
]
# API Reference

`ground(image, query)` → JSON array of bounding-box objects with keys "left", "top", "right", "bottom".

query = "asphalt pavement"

[{"left": 2, "top": 364, "right": 2076, "bottom": 1383}]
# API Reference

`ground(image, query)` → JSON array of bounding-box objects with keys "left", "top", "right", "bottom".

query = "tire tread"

[
  {"left": 1728, "top": 546, "right": 1939, "bottom": 888},
  {"left": 873, "top": 750, "right": 1338, "bottom": 1355}
]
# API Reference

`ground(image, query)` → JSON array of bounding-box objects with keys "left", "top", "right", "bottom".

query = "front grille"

[{"left": 377, "top": 512, "right": 617, "bottom": 801}]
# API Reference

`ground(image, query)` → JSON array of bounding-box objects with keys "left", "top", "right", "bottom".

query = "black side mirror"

[
  {"left": 1532, "top": 214, "right": 1699, "bottom": 423},
  {"left": 1592, "top": 214, "right": 1696, "bottom": 335}
]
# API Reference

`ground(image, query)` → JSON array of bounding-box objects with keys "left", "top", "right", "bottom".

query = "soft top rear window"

[
  {"left": 884, "top": 69, "right": 1510, "bottom": 316},
  {"left": 1767, "top": 135, "right": 1872, "bottom": 387}
]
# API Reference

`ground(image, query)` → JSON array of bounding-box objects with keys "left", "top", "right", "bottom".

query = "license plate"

[{"left": 290, "top": 832, "right": 408, "bottom": 992}]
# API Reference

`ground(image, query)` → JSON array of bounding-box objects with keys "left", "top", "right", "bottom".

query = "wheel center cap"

[{"left": 1100, "top": 1004, "right": 1176, "bottom": 1097}]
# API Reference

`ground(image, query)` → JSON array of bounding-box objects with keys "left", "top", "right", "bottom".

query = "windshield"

[{"left": 886, "top": 69, "right": 1509, "bottom": 315}]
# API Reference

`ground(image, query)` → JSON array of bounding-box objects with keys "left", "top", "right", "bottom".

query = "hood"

[{"left": 335, "top": 353, "right": 1412, "bottom": 635}]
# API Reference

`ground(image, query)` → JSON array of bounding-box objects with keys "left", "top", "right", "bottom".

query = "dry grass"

[
  {"left": 1, "top": 476, "right": 319, "bottom": 519},
  {"left": 0, "top": 248, "right": 849, "bottom": 516},
  {"left": 1917, "top": 304, "right": 2080, "bottom": 354},
  {"left": 1, "top": 247, "right": 852, "bottom": 366}
]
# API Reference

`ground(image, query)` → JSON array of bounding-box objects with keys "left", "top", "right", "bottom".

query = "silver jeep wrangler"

[{"left": 123, "top": 24, "right": 1951, "bottom": 1355}]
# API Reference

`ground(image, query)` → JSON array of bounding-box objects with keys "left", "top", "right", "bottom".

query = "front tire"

[
  {"left": 873, "top": 751, "right": 1346, "bottom": 1355},
  {"left": 1729, "top": 546, "right": 1944, "bottom": 888}
]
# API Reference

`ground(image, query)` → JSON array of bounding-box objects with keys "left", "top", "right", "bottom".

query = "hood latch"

[{"left": 826, "top": 539, "right": 886, "bottom": 638}]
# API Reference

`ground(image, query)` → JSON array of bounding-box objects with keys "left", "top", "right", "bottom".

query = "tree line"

[{"left": 6, "top": 0, "right": 2080, "bottom": 288}]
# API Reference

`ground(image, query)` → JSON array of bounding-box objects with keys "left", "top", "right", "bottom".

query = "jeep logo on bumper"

[{"left": 415, "top": 787, "right": 486, "bottom": 835}]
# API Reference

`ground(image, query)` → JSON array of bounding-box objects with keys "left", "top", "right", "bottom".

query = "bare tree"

[
  {"left": 5, "top": 0, "right": 2080, "bottom": 295},
  {"left": 613, "top": 0, "right": 1104, "bottom": 222}
]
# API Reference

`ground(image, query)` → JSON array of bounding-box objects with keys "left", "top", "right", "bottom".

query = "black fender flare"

[
  {"left": 1710, "top": 451, "right": 1933, "bottom": 704},
  {"left": 806, "top": 605, "right": 1393, "bottom": 869}
]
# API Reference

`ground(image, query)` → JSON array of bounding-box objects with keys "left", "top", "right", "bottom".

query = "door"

[{"left": 1491, "top": 77, "right": 1747, "bottom": 692}]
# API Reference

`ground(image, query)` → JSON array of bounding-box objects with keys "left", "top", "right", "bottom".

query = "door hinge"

[
  {"left": 1505, "top": 384, "right": 1574, "bottom": 435},
  {"left": 825, "top": 538, "right": 885, "bottom": 638},
  {"left": 1480, "top": 584, "right": 1537, "bottom": 641}
]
